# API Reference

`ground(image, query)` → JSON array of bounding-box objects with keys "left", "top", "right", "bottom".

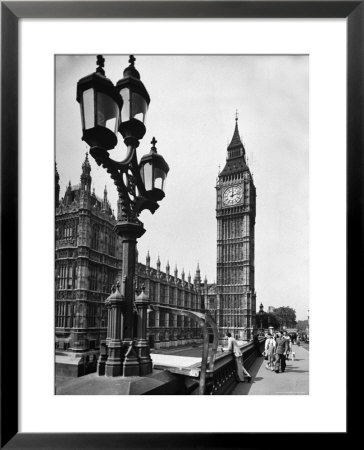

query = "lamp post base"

[
  {"left": 135, "top": 338, "right": 153, "bottom": 376},
  {"left": 105, "top": 363, "right": 122, "bottom": 378},
  {"left": 122, "top": 341, "right": 140, "bottom": 377},
  {"left": 97, "top": 340, "right": 108, "bottom": 376},
  {"left": 105, "top": 340, "right": 123, "bottom": 377}
]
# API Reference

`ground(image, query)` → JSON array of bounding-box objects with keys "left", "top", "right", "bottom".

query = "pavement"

[{"left": 232, "top": 343, "right": 309, "bottom": 395}]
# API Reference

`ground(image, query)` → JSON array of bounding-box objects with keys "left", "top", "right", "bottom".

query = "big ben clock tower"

[{"left": 216, "top": 115, "right": 257, "bottom": 340}]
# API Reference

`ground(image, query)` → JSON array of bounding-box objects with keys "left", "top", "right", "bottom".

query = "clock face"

[{"left": 223, "top": 186, "right": 243, "bottom": 206}]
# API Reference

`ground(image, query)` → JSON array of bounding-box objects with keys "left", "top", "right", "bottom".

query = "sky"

[{"left": 56, "top": 54, "right": 309, "bottom": 321}]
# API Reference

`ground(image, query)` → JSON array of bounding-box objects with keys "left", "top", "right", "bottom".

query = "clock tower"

[{"left": 215, "top": 116, "right": 257, "bottom": 340}]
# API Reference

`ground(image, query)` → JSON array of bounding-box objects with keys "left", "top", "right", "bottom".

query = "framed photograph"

[{"left": 1, "top": 0, "right": 358, "bottom": 447}]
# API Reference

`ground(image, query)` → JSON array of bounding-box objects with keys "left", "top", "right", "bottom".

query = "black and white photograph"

[{"left": 55, "top": 54, "right": 309, "bottom": 396}]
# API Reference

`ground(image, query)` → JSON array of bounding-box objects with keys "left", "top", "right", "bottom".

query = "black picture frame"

[{"left": 1, "top": 1, "right": 358, "bottom": 448}]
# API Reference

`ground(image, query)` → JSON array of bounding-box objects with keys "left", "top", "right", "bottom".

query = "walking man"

[
  {"left": 225, "top": 332, "right": 252, "bottom": 382},
  {"left": 274, "top": 330, "right": 289, "bottom": 373}
]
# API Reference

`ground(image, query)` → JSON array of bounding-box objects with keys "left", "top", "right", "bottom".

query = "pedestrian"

[
  {"left": 225, "top": 332, "right": 252, "bottom": 382},
  {"left": 282, "top": 330, "right": 292, "bottom": 359},
  {"left": 293, "top": 332, "right": 297, "bottom": 345},
  {"left": 274, "top": 330, "right": 289, "bottom": 373},
  {"left": 253, "top": 333, "right": 261, "bottom": 357},
  {"left": 264, "top": 334, "right": 276, "bottom": 370}
]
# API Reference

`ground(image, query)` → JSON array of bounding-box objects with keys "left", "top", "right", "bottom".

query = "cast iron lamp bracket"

[{"left": 89, "top": 145, "right": 159, "bottom": 222}]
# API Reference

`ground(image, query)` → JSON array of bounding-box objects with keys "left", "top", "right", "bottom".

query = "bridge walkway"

[{"left": 231, "top": 343, "right": 309, "bottom": 395}]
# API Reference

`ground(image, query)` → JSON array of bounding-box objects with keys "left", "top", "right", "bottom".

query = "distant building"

[{"left": 268, "top": 306, "right": 275, "bottom": 314}]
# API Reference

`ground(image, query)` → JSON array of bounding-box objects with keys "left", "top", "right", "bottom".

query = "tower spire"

[
  {"left": 219, "top": 113, "right": 248, "bottom": 178},
  {"left": 80, "top": 152, "right": 92, "bottom": 192},
  {"left": 194, "top": 262, "right": 201, "bottom": 285},
  {"left": 228, "top": 112, "right": 243, "bottom": 150}
]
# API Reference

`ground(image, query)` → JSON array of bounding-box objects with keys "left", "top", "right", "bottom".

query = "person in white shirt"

[
  {"left": 264, "top": 334, "right": 276, "bottom": 370},
  {"left": 225, "top": 332, "right": 252, "bottom": 382}
]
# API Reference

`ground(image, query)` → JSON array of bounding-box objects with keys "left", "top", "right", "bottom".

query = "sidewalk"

[{"left": 232, "top": 344, "right": 309, "bottom": 395}]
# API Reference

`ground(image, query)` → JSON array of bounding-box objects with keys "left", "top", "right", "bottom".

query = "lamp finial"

[
  {"left": 129, "top": 55, "right": 136, "bottom": 66},
  {"left": 96, "top": 55, "right": 105, "bottom": 76},
  {"left": 151, "top": 137, "right": 157, "bottom": 152}
]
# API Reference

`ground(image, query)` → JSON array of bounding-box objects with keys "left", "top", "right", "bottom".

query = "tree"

[
  {"left": 296, "top": 320, "right": 308, "bottom": 332},
  {"left": 266, "top": 312, "right": 281, "bottom": 329},
  {"left": 272, "top": 306, "right": 297, "bottom": 328},
  {"left": 258, "top": 312, "right": 280, "bottom": 330}
]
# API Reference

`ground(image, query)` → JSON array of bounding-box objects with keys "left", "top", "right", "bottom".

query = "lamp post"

[
  {"left": 77, "top": 55, "right": 169, "bottom": 377},
  {"left": 259, "top": 303, "right": 264, "bottom": 333}
]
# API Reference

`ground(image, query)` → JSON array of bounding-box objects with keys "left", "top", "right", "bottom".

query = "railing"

[
  {"left": 204, "top": 338, "right": 265, "bottom": 395},
  {"left": 149, "top": 304, "right": 219, "bottom": 395},
  {"left": 151, "top": 337, "right": 265, "bottom": 395},
  {"left": 98, "top": 295, "right": 264, "bottom": 394}
]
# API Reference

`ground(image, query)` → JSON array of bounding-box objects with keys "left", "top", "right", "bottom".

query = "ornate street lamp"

[
  {"left": 77, "top": 55, "right": 123, "bottom": 150},
  {"left": 77, "top": 55, "right": 169, "bottom": 377},
  {"left": 139, "top": 137, "right": 169, "bottom": 202},
  {"left": 116, "top": 55, "right": 150, "bottom": 143}
]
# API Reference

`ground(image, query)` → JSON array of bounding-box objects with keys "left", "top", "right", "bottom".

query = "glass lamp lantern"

[
  {"left": 116, "top": 55, "right": 150, "bottom": 142},
  {"left": 76, "top": 55, "right": 123, "bottom": 151},
  {"left": 139, "top": 138, "right": 169, "bottom": 202}
]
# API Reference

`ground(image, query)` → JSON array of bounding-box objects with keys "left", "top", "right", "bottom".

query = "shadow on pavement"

[
  {"left": 241, "top": 356, "right": 266, "bottom": 393},
  {"left": 251, "top": 376, "right": 264, "bottom": 382},
  {"left": 284, "top": 369, "right": 309, "bottom": 374}
]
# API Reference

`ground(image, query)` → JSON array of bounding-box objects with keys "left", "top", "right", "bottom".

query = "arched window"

[
  {"left": 90, "top": 264, "right": 98, "bottom": 291},
  {"left": 67, "top": 266, "right": 73, "bottom": 289},
  {"left": 105, "top": 233, "right": 108, "bottom": 254},
  {"left": 91, "top": 225, "right": 99, "bottom": 250},
  {"left": 58, "top": 264, "right": 67, "bottom": 289},
  {"left": 149, "top": 311, "right": 155, "bottom": 327},
  {"left": 159, "top": 312, "right": 165, "bottom": 327},
  {"left": 160, "top": 284, "right": 166, "bottom": 304}
]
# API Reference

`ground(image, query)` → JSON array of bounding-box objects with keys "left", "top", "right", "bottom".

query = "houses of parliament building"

[{"left": 55, "top": 118, "right": 257, "bottom": 370}]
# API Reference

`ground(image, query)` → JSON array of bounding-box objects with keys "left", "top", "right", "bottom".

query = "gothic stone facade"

[
  {"left": 137, "top": 257, "right": 206, "bottom": 349},
  {"left": 55, "top": 155, "right": 206, "bottom": 363},
  {"left": 215, "top": 119, "right": 257, "bottom": 340},
  {"left": 55, "top": 155, "right": 122, "bottom": 359}
]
